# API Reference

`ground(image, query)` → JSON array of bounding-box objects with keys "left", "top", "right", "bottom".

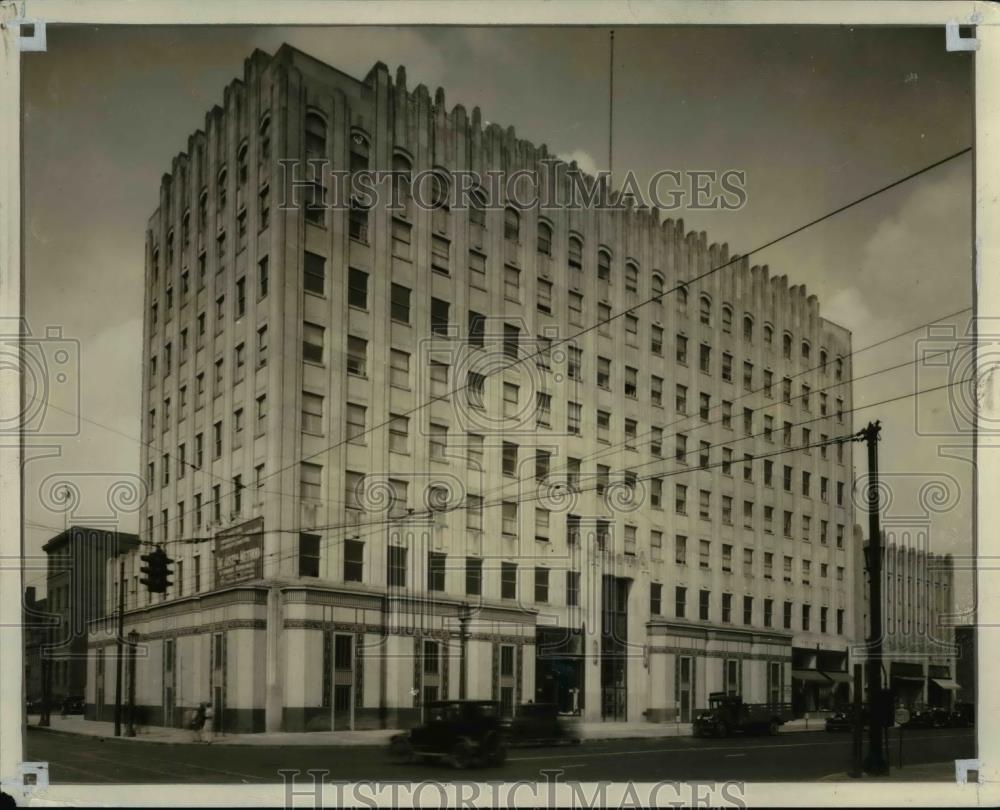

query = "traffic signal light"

[{"left": 139, "top": 546, "right": 175, "bottom": 594}]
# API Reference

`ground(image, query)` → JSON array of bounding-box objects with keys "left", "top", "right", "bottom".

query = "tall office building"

[{"left": 88, "top": 45, "right": 856, "bottom": 732}]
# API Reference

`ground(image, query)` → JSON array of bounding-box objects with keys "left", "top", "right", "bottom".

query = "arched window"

[
  {"left": 782, "top": 332, "right": 792, "bottom": 359},
  {"left": 350, "top": 130, "right": 369, "bottom": 174},
  {"left": 721, "top": 304, "right": 733, "bottom": 333},
  {"left": 597, "top": 249, "right": 611, "bottom": 282},
  {"left": 625, "top": 261, "right": 639, "bottom": 294},
  {"left": 677, "top": 284, "right": 688, "bottom": 314},
  {"left": 237, "top": 141, "right": 249, "bottom": 187},
  {"left": 181, "top": 210, "right": 191, "bottom": 247},
  {"left": 393, "top": 153, "right": 412, "bottom": 215},
  {"left": 763, "top": 322, "right": 773, "bottom": 345},
  {"left": 651, "top": 272, "right": 664, "bottom": 298},
  {"left": 801, "top": 341, "right": 811, "bottom": 362},
  {"left": 217, "top": 166, "right": 228, "bottom": 211},
  {"left": 820, "top": 348, "right": 828, "bottom": 369},
  {"left": 537, "top": 221, "right": 553, "bottom": 256},
  {"left": 304, "top": 111, "right": 327, "bottom": 162},
  {"left": 835, "top": 356, "right": 844, "bottom": 381},
  {"left": 743, "top": 315, "right": 754, "bottom": 342},
  {"left": 349, "top": 196, "right": 369, "bottom": 243},
  {"left": 258, "top": 115, "right": 271, "bottom": 168},
  {"left": 504, "top": 207, "right": 520, "bottom": 241},
  {"left": 166, "top": 231, "right": 175, "bottom": 267},
  {"left": 568, "top": 235, "right": 583, "bottom": 270},
  {"left": 699, "top": 294, "right": 712, "bottom": 326},
  {"left": 198, "top": 189, "right": 208, "bottom": 230},
  {"left": 430, "top": 170, "right": 450, "bottom": 211}
]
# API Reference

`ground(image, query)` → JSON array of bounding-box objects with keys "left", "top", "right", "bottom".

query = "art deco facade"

[{"left": 88, "top": 45, "right": 856, "bottom": 732}]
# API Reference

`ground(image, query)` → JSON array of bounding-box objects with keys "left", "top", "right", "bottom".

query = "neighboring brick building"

[
  {"left": 44, "top": 526, "right": 138, "bottom": 706},
  {"left": 89, "top": 44, "right": 857, "bottom": 732}
]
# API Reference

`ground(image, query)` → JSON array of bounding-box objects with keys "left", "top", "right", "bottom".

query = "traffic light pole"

[
  {"left": 860, "top": 421, "right": 889, "bottom": 775},
  {"left": 114, "top": 557, "right": 125, "bottom": 737}
]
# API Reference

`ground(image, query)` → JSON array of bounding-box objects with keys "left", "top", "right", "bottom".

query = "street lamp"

[{"left": 458, "top": 603, "right": 472, "bottom": 699}]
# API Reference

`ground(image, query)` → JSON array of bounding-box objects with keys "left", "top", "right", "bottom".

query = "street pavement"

[{"left": 25, "top": 725, "right": 974, "bottom": 784}]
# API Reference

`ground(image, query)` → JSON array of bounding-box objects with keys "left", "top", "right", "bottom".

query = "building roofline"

[{"left": 42, "top": 526, "right": 140, "bottom": 553}]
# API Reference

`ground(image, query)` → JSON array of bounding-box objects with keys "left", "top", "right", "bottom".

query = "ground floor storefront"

[{"left": 86, "top": 583, "right": 855, "bottom": 732}]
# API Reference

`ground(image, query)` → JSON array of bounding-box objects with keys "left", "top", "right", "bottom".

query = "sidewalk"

[
  {"left": 817, "top": 761, "right": 963, "bottom": 782},
  {"left": 28, "top": 713, "right": 823, "bottom": 745}
]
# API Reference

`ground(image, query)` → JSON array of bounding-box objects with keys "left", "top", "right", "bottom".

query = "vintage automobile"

[
  {"left": 903, "top": 705, "right": 950, "bottom": 729},
  {"left": 506, "top": 703, "right": 582, "bottom": 746},
  {"left": 824, "top": 705, "right": 870, "bottom": 732},
  {"left": 61, "top": 695, "right": 85, "bottom": 715},
  {"left": 389, "top": 700, "right": 508, "bottom": 769},
  {"left": 692, "top": 693, "right": 791, "bottom": 737}
]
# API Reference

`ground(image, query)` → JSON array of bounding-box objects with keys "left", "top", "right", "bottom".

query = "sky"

[{"left": 21, "top": 25, "right": 974, "bottom": 611}]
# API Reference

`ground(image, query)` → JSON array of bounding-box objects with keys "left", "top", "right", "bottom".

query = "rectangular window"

[
  {"left": 391, "top": 283, "right": 411, "bottom": 323},
  {"left": 502, "top": 501, "right": 518, "bottom": 536},
  {"left": 504, "top": 265, "right": 520, "bottom": 301},
  {"left": 389, "top": 349, "right": 410, "bottom": 388},
  {"left": 302, "top": 392, "right": 324, "bottom": 434},
  {"left": 347, "top": 336, "right": 368, "bottom": 377},
  {"left": 675, "top": 586, "right": 686, "bottom": 618},
  {"left": 650, "top": 583, "right": 662, "bottom": 616},
  {"left": 300, "top": 462, "right": 322, "bottom": 500},
  {"left": 428, "top": 552, "right": 446, "bottom": 592},
  {"left": 344, "top": 539, "right": 364, "bottom": 582},
  {"left": 348, "top": 267, "right": 368, "bottom": 309},
  {"left": 389, "top": 414, "right": 409, "bottom": 454},
  {"left": 501, "top": 562, "right": 517, "bottom": 599},
  {"left": 534, "top": 567, "right": 549, "bottom": 603},
  {"left": 465, "top": 557, "right": 482, "bottom": 595},
  {"left": 298, "top": 533, "right": 320, "bottom": 577},
  {"left": 567, "top": 571, "right": 580, "bottom": 607},
  {"left": 303, "top": 322, "right": 325, "bottom": 364},
  {"left": 431, "top": 235, "right": 450, "bottom": 274},
  {"left": 346, "top": 403, "right": 366, "bottom": 444},
  {"left": 699, "top": 589, "right": 710, "bottom": 621},
  {"left": 431, "top": 297, "right": 450, "bottom": 336}
]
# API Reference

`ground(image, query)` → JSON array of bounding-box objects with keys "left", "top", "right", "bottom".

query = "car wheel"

[
  {"left": 715, "top": 721, "right": 728, "bottom": 738},
  {"left": 768, "top": 720, "right": 779, "bottom": 736},
  {"left": 449, "top": 738, "right": 474, "bottom": 770},
  {"left": 389, "top": 736, "right": 414, "bottom": 764}
]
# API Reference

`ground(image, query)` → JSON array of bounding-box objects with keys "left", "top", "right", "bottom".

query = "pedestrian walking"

[
  {"left": 202, "top": 701, "right": 215, "bottom": 743},
  {"left": 190, "top": 702, "right": 206, "bottom": 742}
]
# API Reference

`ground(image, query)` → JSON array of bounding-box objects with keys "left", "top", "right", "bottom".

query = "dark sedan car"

[
  {"left": 507, "top": 703, "right": 582, "bottom": 746},
  {"left": 389, "top": 700, "right": 507, "bottom": 769},
  {"left": 61, "top": 696, "right": 85, "bottom": 715},
  {"left": 903, "top": 706, "right": 950, "bottom": 729}
]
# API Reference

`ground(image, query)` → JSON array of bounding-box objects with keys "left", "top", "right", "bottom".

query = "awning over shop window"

[
  {"left": 931, "top": 678, "right": 960, "bottom": 690},
  {"left": 821, "top": 670, "right": 851, "bottom": 684},
  {"left": 891, "top": 675, "right": 925, "bottom": 683},
  {"left": 792, "top": 669, "right": 832, "bottom": 684}
]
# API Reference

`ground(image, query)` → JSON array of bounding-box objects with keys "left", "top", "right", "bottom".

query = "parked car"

[
  {"left": 389, "top": 700, "right": 507, "bottom": 769},
  {"left": 903, "top": 706, "right": 950, "bottom": 729},
  {"left": 692, "top": 693, "right": 791, "bottom": 737},
  {"left": 507, "top": 703, "right": 582, "bottom": 746},
  {"left": 825, "top": 705, "right": 870, "bottom": 732},
  {"left": 61, "top": 696, "right": 85, "bottom": 715},
  {"left": 949, "top": 702, "right": 974, "bottom": 728}
]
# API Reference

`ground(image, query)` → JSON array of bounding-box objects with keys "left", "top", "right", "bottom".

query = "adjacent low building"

[
  {"left": 853, "top": 528, "right": 957, "bottom": 709},
  {"left": 88, "top": 45, "right": 858, "bottom": 733}
]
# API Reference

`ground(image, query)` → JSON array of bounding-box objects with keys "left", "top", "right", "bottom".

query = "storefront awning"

[
  {"left": 891, "top": 675, "right": 925, "bottom": 683},
  {"left": 931, "top": 678, "right": 960, "bottom": 690},
  {"left": 821, "top": 670, "right": 851, "bottom": 684},
  {"left": 792, "top": 669, "right": 832, "bottom": 684}
]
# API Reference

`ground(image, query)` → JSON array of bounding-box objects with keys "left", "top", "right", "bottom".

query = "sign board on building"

[{"left": 214, "top": 517, "right": 264, "bottom": 587}]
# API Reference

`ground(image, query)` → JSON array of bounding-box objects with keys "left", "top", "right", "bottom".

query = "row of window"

[{"left": 298, "top": 539, "right": 848, "bottom": 635}]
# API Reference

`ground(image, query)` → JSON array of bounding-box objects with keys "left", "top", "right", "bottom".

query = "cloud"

[{"left": 556, "top": 149, "right": 601, "bottom": 177}]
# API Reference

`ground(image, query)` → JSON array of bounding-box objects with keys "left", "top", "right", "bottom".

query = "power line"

[{"left": 156, "top": 374, "right": 972, "bottom": 576}]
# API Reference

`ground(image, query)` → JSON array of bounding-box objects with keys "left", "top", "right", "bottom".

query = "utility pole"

[
  {"left": 458, "top": 604, "right": 471, "bottom": 699},
  {"left": 859, "top": 421, "right": 889, "bottom": 775},
  {"left": 126, "top": 630, "right": 138, "bottom": 737},
  {"left": 113, "top": 557, "right": 125, "bottom": 737}
]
